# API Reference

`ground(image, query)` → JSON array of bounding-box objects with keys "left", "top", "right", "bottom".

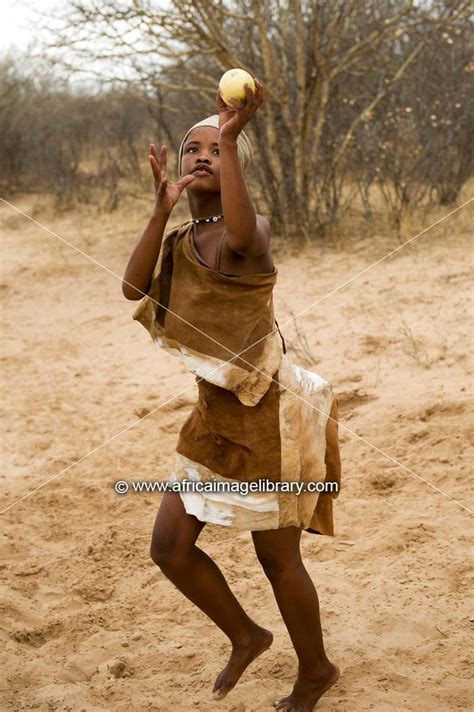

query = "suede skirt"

[{"left": 169, "top": 354, "right": 341, "bottom": 537}]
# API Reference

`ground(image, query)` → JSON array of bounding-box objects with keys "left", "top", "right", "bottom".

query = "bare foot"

[
  {"left": 212, "top": 626, "right": 273, "bottom": 700},
  {"left": 272, "top": 662, "right": 340, "bottom": 711}
]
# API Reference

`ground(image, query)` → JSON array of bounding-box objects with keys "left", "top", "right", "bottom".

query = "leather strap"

[
  {"left": 215, "top": 230, "right": 227, "bottom": 271},
  {"left": 274, "top": 318, "right": 287, "bottom": 354}
]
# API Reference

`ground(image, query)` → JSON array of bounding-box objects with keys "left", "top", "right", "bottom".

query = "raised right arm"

[
  {"left": 122, "top": 143, "right": 195, "bottom": 301},
  {"left": 121, "top": 208, "right": 170, "bottom": 300}
]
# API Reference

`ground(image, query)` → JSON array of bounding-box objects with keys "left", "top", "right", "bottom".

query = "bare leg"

[
  {"left": 252, "top": 526, "right": 340, "bottom": 711},
  {"left": 150, "top": 491, "right": 273, "bottom": 699}
]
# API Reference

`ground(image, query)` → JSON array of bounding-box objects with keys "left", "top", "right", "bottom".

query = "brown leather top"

[
  {"left": 190, "top": 222, "right": 276, "bottom": 278},
  {"left": 190, "top": 225, "right": 237, "bottom": 277}
]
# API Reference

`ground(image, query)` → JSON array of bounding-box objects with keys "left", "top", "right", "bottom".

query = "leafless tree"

[
  {"left": 352, "top": 16, "right": 472, "bottom": 234},
  {"left": 0, "top": 57, "right": 156, "bottom": 209},
  {"left": 5, "top": 0, "right": 472, "bottom": 233}
]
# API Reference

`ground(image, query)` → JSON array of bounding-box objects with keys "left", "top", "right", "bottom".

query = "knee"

[
  {"left": 256, "top": 551, "right": 303, "bottom": 580},
  {"left": 149, "top": 534, "right": 189, "bottom": 570},
  {"left": 149, "top": 540, "right": 166, "bottom": 568}
]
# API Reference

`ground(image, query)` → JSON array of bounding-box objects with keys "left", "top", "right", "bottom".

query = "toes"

[
  {"left": 272, "top": 698, "right": 305, "bottom": 712},
  {"left": 212, "top": 680, "right": 234, "bottom": 700},
  {"left": 213, "top": 687, "right": 232, "bottom": 700},
  {"left": 212, "top": 675, "right": 223, "bottom": 699}
]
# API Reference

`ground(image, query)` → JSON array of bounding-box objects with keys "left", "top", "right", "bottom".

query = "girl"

[{"left": 123, "top": 77, "right": 341, "bottom": 711}]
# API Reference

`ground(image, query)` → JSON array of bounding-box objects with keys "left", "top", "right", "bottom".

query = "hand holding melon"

[
  {"left": 216, "top": 69, "right": 264, "bottom": 141},
  {"left": 218, "top": 69, "right": 256, "bottom": 108}
]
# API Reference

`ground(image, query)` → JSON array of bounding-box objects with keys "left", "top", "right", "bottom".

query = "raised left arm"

[{"left": 216, "top": 76, "right": 269, "bottom": 257}]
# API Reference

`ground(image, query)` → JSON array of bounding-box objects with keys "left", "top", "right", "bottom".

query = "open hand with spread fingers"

[
  {"left": 216, "top": 76, "right": 264, "bottom": 142},
  {"left": 149, "top": 143, "right": 196, "bottom": 216}
]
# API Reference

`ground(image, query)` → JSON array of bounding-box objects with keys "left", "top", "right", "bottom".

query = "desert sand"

[{"left": 1, "top": 190, "right": 473, "bottom": 711}]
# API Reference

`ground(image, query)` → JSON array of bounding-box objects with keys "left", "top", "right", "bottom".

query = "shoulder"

[
  {"left": 165, "top": 219, "right": 191, "bottom": 253},
  {"left": 170, "top": 219, "right": 192, "bottom": 238},
  {"left": 252, "top": 214, "right": 272, "bottom": 257},
  {"left": 232, "top": 214, "right": 271, "bottom": 258},
  {"left": 256, "top": 213, "right": 270, "bottom": 229},
  {"left": 256, "top": 214, "right": 271, "bottom": 240}
]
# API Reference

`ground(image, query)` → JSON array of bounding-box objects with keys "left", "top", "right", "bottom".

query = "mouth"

[{"left": 192, "top": 167, "right": 212, "bottom": 176}]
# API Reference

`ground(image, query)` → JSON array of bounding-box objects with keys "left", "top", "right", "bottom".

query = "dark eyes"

[{"left": 186, "top": 147, "right": 219, "bottom": 154}]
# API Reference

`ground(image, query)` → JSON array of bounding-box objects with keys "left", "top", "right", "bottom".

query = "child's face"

[{"left": 181, "top": 126, "right": 221, "bottom": 191}]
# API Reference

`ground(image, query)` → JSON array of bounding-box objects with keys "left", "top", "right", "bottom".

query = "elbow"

[
  {"left": 122, "top": 285, "right": 136, "bottom": 301},
  {"left": 122, "top": 279, "right": 149, "bottom": 301}
]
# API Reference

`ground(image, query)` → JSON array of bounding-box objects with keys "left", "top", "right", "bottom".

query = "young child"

[{"left": 123, "top": 77, "right": 341, "bottom": 711}]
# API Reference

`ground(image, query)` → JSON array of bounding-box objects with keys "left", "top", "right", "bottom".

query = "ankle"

[
  {"left": 231, "top": 622, "right": 265, "bottom": 648},
  {"left": 298, "top": 657, "right": 333, "bottom": 682}
]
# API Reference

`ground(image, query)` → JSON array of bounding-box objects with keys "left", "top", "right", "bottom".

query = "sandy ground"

[{"left": 1, "top": 191, "right": 473, "bottom": 712}]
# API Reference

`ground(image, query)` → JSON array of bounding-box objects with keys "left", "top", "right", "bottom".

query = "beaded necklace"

[{"left": 192, "top": 214, "right": 224, "bottom": 224}]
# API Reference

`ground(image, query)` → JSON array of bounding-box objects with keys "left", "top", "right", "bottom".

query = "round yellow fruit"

[{"left": 218, "top": 69, "right": 255, "bottom": 107}]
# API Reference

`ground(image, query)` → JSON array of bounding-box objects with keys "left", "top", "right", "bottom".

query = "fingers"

[
  {"left": 177, "top": 174, "right": 196, "bottom": 192},
  {"left": 226, "top": 98, "right": 248, "bottom": 113},
  {"left": 227, "top": 78, "right": 261, "bottom": 113},
  {"left": 217, "top": 74, "right": 262, "bottom": 113},
  {"left": 149, "top": 141, "right": 194, "bottom": 202},
  {"left": 227, "top": 96, "right": 243, "bottom": 110},
  {"left": 160, "top": 144, "right": 167, "bottom": 175},
  {"left": 157, "top": 175, "right": 168, "bottom": 198},
  {"left": 244, "top": 82, "right": 255, "bottom": 108},
  {"left": 245, "top": 78, "right": 263, "bottom": 109},
  {"left": 253, "top": 76, "right": 264, "bottom": 102},
  {"left": 149, "top": 142, "right": 166, "bottom": 158},
  {"left": 149, "top": 153, "right": 161, "bottom": 183},
  {"left": 216, "top": 88, "right": 228, "bottom": 110},
  {"left": 149, "top": 143, "right": 168, "bottom": 186}
]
